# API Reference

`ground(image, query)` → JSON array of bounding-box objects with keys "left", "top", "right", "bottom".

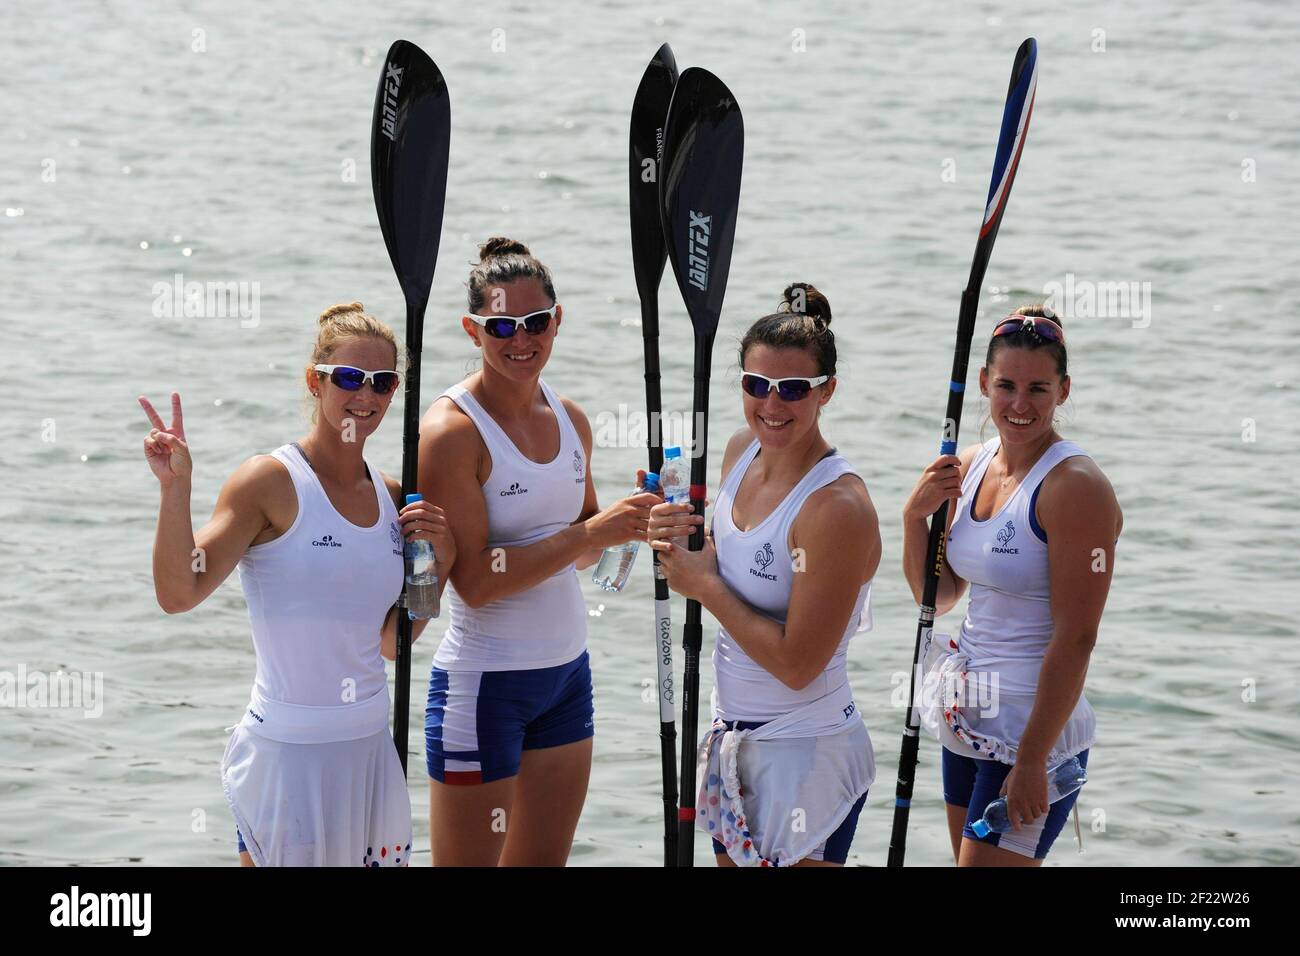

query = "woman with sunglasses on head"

[
  {"left": 140, "top": 302, "right": 455, "bottom": 866},
  {"left": 649, "top": 283, "right": 881, "bottom": 867},
  {"left": 903, "top": 305, "right": 1122, "bottom": 866},
  {"left": 418, "top": 238, "right": 658, "bottom": 866}
]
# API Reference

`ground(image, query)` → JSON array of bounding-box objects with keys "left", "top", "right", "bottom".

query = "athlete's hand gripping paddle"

[
  {"left": 659, "top": 66, "right": 744, "bottom": 867},
  {"left": 886, "top": 38, "right": 1039, "bottom": 867}
]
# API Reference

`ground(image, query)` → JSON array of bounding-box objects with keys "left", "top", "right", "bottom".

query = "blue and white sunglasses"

[
  {"left": 465, "top": 304, "right": 559, "bottom": 339},
  {"left": 740, "top": 371, "right": 831, "bottom": 402}
]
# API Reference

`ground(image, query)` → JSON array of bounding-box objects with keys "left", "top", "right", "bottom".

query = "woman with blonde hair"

[{"left": 140, "top": 302, "right": 455, "bottom": 866}]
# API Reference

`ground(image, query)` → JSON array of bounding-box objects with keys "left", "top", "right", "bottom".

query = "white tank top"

[
  {"left": 236, "top": 444, "right": 403, "bottom": 707},
  {"left": 944, "top": 436, "right": 1097, "bottom": 755},
  {"left": 709, "top": 439, "right": 873, "bottom": 722},
  {"left": 433, "top": 379, "right": 589, "bottom": 671}
]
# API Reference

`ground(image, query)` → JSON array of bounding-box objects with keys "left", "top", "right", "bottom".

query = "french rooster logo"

[
  {"left": 754, "top": 542, "right": 775, "bottom": 571},
  {"left": 996, "top": 521, "right": 1015, "bottom": 548}
]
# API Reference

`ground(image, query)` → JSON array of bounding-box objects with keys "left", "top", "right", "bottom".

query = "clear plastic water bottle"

[
  {"left": 403, "top": 493, "right": 440, "bottom": 620},
  {"left": 658, "top": 446, "right": 690, "bottom": 504},
  {"left": 593, "top": 473, "right": 660, "bottom": 593},
  {"left": 970, "top": 754, "right": 1088, "bottom": 838}
]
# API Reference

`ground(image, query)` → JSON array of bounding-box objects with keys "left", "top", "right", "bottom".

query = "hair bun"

[
  {"left": 319, "top": 301, "right": 365, "bottom": 324},
  {"left": 479, "top": 237, "right": 531, "bottom": 262},
  {"left": 781, "top": 282, "right": 831, "bottom": 327}
]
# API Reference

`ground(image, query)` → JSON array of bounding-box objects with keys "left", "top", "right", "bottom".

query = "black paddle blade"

[
  {"left": 659, "top": 67, "right": 744, "bottom": 336},
  {"left": 630, "top": 43, "right": 679, "bottom": 303},
  {"left": 371, "top": 40, "right": 451, "bottom": 314}
]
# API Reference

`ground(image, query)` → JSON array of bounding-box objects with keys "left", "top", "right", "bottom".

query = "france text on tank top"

[
  {"left": 236, "top": 444, "right": 403, "bottom": 707},
  {"left": 434, "top": 379, "right": 588, "bottom": 671},
  {"left": 945, "top": 436, "right": 1091, "bottom": 695},
  {"left": 709, "top": 438, "right": 873, "bottom": 722}
]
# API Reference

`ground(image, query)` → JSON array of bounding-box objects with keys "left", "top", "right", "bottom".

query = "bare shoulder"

[
  {"left": 958, "top": 441, "right": 985, "bottom": 480},
  {"left": 379, "top": 471, "right": 403, "bottom": 510},
  {"left": 720, "top": 425, "right": 755, "bottom": 482},
  {"left": 557, "top": 394, "right": 592, "bottom": 448},
  {"left": 798, "top": 473, "right": 878, "bottom": 539},
  {"left": 219, "top": 453, "right": 296, "bottom": 529},
  {"left": 1039, "top": 454, "right": 1123, "bottom": 537},
  {"left": 790, "top": 474, "right": 879, "bottom": 583},
  {"left": 420, "top": 395, "right": 484, "bottom": 464},
  {"left": 226, "top": 453, "right": 293, "bottom": 500}
]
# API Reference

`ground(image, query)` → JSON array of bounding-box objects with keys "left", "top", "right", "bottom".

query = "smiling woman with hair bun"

[
  {"left": 649, "top": 281, "right": 883, "bottom": 867},
  {"left": 416, "top": 237, "right": 659, "bottom": 866}
]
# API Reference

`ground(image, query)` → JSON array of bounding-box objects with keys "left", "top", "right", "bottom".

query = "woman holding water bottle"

[
  {"left": 417, "top": 238, "right": 658, "bottom": 866},
  {"left": 140, "top": 301, "right": 455, "bottom": 866},
  {"left": 650, "top": 283, "right": 881, "bottom": 867},
  {"left": 902, "top": 305, "right": 1122, "bottom": 866}
]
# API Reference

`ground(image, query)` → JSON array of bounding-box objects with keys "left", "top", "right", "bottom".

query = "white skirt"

[
  {"left": 697, "top": 688, "right": 874, "bottom": 867},
  {"left": 220, "top": 689, "right": 412, "bottom": 867}
]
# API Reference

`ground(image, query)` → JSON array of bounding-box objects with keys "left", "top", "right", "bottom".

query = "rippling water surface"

[{"left": 3, "top": 0, "right": 1298, "bottom": 866}]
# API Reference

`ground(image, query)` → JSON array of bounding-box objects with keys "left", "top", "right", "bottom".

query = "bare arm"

[
  {"left": 900, "top": 443, "right": 980, "bottom": 615},
  {"left": 418, "top": 398, "right": 656, "bottom": 610},
  {"left": 698, "top": 479, "right": 881, "bottom": 690},
  {"left": 564, "top": 397, "right": 606, "bottom": 572},
  {"left": 152, "top": 455, "right": 287, "bottom": 614},
  {"left": 142, "top": 389, "right": 294, "bottom": 613},
  {"left": 1014, "top": 459, "right": 1122, "bottom": 764}
]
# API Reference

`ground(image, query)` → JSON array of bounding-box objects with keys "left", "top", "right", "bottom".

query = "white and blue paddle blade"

[{"left": 980, "top": 38, "right": 1038, "bottom": 242}]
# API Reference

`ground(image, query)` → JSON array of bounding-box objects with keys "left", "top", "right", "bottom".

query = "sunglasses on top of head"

[
  {"left": 465, "top": 304, "right": 559, "bottom": 339},
  {"left": 313, "top": 364, "right": 401, "bottom": 395},
  {"left": 991, "top": 314, "right": 1066, "bottom": 344},
  {"left": 740, "top": 371, "right": 831, "bottom": 402}
]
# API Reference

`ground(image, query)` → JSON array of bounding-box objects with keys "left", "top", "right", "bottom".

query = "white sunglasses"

[
  {"left": 313, "top": 364, "right": 401, "bottom": 394},
  {"left": 740, "top": 371, "right": 831, "bottom": 401},
  {"left": 465, "top": 304, "right": 559, "bottom": 339}
]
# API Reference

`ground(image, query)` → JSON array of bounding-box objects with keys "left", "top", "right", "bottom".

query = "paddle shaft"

[
  {"left": 639, "top": 287, "right": 680, "bottom": 868},
  {"left": 393, "top": 298, "right": 425, "bottom": 776},
  {"left": 886, "top": 38, "right": 1037, "bottom": 866},
  {"left": 886, "top": 285, "right": 977, "bottom": 864},
  {"left": 676, "top": 333, "right": 714, "bottom": 866}
]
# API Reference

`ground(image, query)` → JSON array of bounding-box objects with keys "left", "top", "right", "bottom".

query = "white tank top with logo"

[
  {"left": 433, "top": 379, "right": 589, "bottom": 671},
  {"left": 709, "top": 439, "right": 873, "bottom": 723},
  {"left": 236, "top": 444, "right": 404, "bottom": 707},
  {"left": 943, "top": 435, "right": 1097, "bottom": 756}
]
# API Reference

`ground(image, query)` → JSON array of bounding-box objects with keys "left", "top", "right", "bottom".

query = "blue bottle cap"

[
  {"left": 643, "top": 473, "right": 660, "bottom": 491},
  {"left": 664, "top": 446, "right": 681, "bottom": 458},
  {"left": 970, "top": 818, "right": 991, "bottom": 839},
  {"left": 404, "top": 493, "right": 422, "bottom": 505}
]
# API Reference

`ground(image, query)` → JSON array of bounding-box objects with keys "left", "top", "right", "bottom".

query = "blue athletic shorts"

[
  {"left": 942, "top": 747, "right": 1089, "bottom": 859},
  {"left": 425, "top": 650, "right": 594, "bottom": 785},
  {"left": 709, "top": 718, "right": 868, "bottom": 865}
]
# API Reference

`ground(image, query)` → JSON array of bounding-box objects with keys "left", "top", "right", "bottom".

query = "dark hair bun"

[
  {"left": 479, "top": 237, "right": 531, "bottom": 262},
  {"left": 781, "top": 282, "right": 831, "bottom": 327}
]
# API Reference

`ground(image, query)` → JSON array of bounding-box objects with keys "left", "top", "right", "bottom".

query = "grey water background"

[{"left": 2, "top": 0, "right": 1298, "bottom": 866}]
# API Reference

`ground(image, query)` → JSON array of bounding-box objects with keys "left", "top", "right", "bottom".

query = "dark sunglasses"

[
  {"left": 313, "top": 364, "right": 400, "bottom": 395},
  {"left": 992, "top": 315, "right": 1066, "bottom": 344},
  {"left": 466, "top": 304, "right": 558, "bottom": 339},
  {"left": 740, "top": 371, "right": 831, "bottom": 402}
]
